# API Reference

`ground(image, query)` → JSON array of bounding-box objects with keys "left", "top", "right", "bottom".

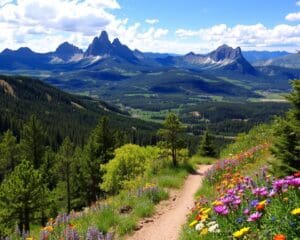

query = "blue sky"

[
  {"left": 0, "top": 0, "right": 299, "bottom": 53},
  {"left": 115, "top": 0, "right": 296, "bottom": 29}
]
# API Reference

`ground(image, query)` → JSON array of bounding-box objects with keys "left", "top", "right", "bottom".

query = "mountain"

[
  {"left": 0, "top": 47, "right": 50, "bottom": 70},
  {"left": 84, "top": 31, "right": 113, "bottom": 57},
  {"left": 84, "top": 31, "right": 138, "bottom": 62},
  {"left": 52, "top": 42, "right": 83, "bottom": 62},
  {"left": 0, "top": 75, "right": 160, "bottom": 146},
  {"left": 157, "top": 45, "right": 256, "bottom": 75},
  {"left": 253, "top": 53, "right": 300, "bottom": 69},
  {"left": 243, "top": 50, "right": 290, "bottom": 63},
  {"left": 0, "top": 30, "right": 296, "bottom": 113}
]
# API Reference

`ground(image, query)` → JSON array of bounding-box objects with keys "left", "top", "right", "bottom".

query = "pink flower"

[
  {"left": 214, "top": 205, "right": 229, "bottom": 215},
  {"left": 243, "top": 208, "right": 250, "bottom": 215},
  {"left": 247, "top": 212, "right": 262, "bottom": 222}
]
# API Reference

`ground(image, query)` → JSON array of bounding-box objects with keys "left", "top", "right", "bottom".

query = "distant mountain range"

[
  {"left": 0, "top": 30, "right": 299, "bottom": 111},
  {"left": 242, "top": 51, "right": 291, "bottom": 63}
]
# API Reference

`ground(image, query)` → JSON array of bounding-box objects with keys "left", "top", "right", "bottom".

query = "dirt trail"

[{"left": 125, "top": 165, "right": 211, "bottom": 240}]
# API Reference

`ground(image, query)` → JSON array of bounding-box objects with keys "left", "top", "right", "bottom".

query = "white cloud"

[
  {"left": 175, "top": 23, "right": 300, "bottom": 53},
  {"left": 145, "top": 19, "right": 159, "bottom": 25},
  {"left": 286, "top": 12, "right": 300, "bottom": 21},
  {"left": 297, "top": 1, "right": 300, "bottom": 6},
  {"left": 0, "top": 0, "right": 299, "bottom": 54}
]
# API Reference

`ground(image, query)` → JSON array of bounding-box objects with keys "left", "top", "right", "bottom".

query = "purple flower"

[
  {"left": 221, "top": 196, "right": 233, "bottom": 204},
  {"left": 252, "top": 187, "right": 268, "bottom": 197},
  {"left": 250, "top": 199, "right": 259, "bottom": 208},
  {"left": 247, "top": 212, "right": 262, "bottom": 222},
  {"left": 214, "top": 205, "right": 229, "bottom": 215},
  {"left": 243, "top": 208, "right": 250, "bottom": 215},
  {"left": 268, "top": 189, "right": 277, "bottom": 197}
]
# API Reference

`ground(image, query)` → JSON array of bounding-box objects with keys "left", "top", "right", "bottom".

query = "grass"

[
  {"left": 189, "top": 155, "right": 216, "bottom": 166},
  {"left": 28, "top": 160, "right": 195, "bottom": 239}
]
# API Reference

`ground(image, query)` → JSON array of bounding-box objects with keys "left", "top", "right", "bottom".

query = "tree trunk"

[
  {"left": 18, "top": 212, "right": 24, "bottom": 234},
  {"left": 67, "top": 172, "right": 71, "bottom": 213},
  {"left": 24, "top": 207, "right": 30, "bottom": 233},
  {"left": 172, "top": 147, "right": 177, "bottom": 167}
]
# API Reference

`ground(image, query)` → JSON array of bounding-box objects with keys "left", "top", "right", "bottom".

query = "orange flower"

[
  {"left": 273, "top": 234, "right": 286, "bottom": 240},
  {"left": 256, "top": 203, "right": 265, "bottom": 211},
  {"left": 294, "top": 172, "right": 300, "bottom": 177}
]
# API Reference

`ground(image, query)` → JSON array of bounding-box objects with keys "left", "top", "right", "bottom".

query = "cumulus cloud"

[
  {"left": 0, "top": 0, "right": 172, "bottom": 53},
  {"left": 175, "top": 23, "right": 300, "bottom": 52},
  {"left": 145, "top": 19, "right": 159, "bottom": 25},
  {"left": 286, "top": 12, "right": 300, "bottom": 21}
]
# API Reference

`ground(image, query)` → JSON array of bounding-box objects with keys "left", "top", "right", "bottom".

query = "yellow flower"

[
  {"left": 43, "top": 226, "right": 54, "bottom": 232},
  {"left": 201, "top": 208, "right": 211, "bottom": 214},
  {"left": 200, "top": 228, "right": 208, "bottom": 235},
  {"left": 26, "top": 238, "right": 34, "bottom": 240},
  {"left": 233, "top": 227, "right": 250, "bottom": 238},
  {"left": 291, "top": 208, "right": 300, "bottom": 215},
  {"left": 189, "top": 220, "right": 198, "bottom": 227},
  {"left": 259, "top": 200, "right": 267, "bottom": 205},
  {"left": 201, "top": 214, "right": 209, "bottom": 222},
  {"left": 212, "top": 200, "right": 223, "bottom": 206}
]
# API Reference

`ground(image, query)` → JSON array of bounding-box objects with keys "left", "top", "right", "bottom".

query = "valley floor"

[{"left": 125, "top": 165, "right": 211, "bottom": 240}]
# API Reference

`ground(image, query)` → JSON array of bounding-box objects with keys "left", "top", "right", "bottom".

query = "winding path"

[{"left": 125, "top": 165, "right": 211, "bottom": 240}]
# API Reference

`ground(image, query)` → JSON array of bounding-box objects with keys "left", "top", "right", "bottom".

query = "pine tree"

[
  {"left": 20, "top": 115, "right": 45, "bottom": 169},
  {"left": 0, "top": 130, "right": 19, "bottom": 181},
  {"left": 199, "top": 130, "right": 216, "bottom": 157},
  {"left": 83, "top": 117, "right": 115, "bottom": 204},
  {"left": 271, "top": 80, "right": 300, "bottom": 175},
  {"left": 56, "top": 137, "right": 75, "bottom": 213},
  {"left": 0, "top": 161, "right": 45, "bottom": 235},
  {"left": 158, "top": 113, "right": 184, "bottom": 167}
]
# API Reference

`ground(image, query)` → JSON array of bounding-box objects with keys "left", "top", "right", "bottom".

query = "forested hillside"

[{"left": 0, "top": 75, "right": 160, "bottom": 148}]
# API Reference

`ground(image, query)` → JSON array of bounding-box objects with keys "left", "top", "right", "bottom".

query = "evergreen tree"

[
  {"left": 0, "top": 130, "right": 19, "bottom": 181},
  {"left": 71, "top": 147, "right": 88, "bottom": 209},
  {"left": 158, "top": 113, "right": 184, "bottom": 167},
  {"left": 271, "top": 80, "right": 300, "bottom": 175},
  {"left": 0, "top": 161, "right": 45, "bottom": 235},
  {"left": 83, "top": 117, "right": 115, "bottom": 204},
  {"left": 20, "top": 115, "right": 45, "bottom": 169},
  {"left": 56, "top": 137, "right": 75, "bottom": 213},
  {"left": 199, "top": 130, "right": 216, "bottom": 157}
]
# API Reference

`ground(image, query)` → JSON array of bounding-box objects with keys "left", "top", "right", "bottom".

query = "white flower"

[
  {"left": 195, "top": 222, "right": 205, "bottom": 231},
  {"left": 207, "top": 221, "right": 217, "bottom": 227},
  {"left": 208, "top": 223, "right": 220, "bottom": 233}
]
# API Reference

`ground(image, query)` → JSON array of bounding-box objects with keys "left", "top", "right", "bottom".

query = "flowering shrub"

[{"left": 186, "top": 146, "right": 300, "bottom": 239}]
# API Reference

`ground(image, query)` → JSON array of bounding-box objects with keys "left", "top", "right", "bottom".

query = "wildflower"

[
  {"left": 256, "top": 202, "right": 265, "bottom": 211},
  {"left": 189, "top": 220, "right": 198, "bottom": 227},
  {"left": 233, "top": 227, "right": 250, "bottom": 238},
  {"left": 207, "top": 221, "right": 217, "bottom": 226},
  {"left": 247, "top": 212, "right": 262, "bottom": 222},
  {"left": 200, "top": 228, "right": 208, "bottom": 235},
  {"left": 200, "top": 207, "right": 211, "bottom": 214},
  {"left": 291, "top": 208, "right": 300, "bottom": 215},
  {"left": 259, "top": 200, "right": 267, "bottom": 205},
  {"left": 212, "top": 200, "right": 223, "bottom": 206},
  {"left": 273, "top": 234, "right": 286, "bottom": 240},
  {"left": 243, "top": 208, "right": 250, "bottom": 215},
  {"left": 294, "top": 172, "right": 300, "bottom": 177},
  {"left": 214, "top": 205, "right": 229, "bottom": 215},
  {"left": 43, "top": 226, "right": 54, "bottom": 232},
  {"left": 250, "top": 199, "right": 259, "bottom": 208},
  {"left": 208, "top": 223, "right": 219, "bottom": 233},
  {"left": 195, "top": 222, "right": 205, "bottom": 231}
]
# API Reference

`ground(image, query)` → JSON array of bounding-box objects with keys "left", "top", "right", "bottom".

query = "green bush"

[{"left": 101, "top": 144, "right": 162, "bottom": 193}]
